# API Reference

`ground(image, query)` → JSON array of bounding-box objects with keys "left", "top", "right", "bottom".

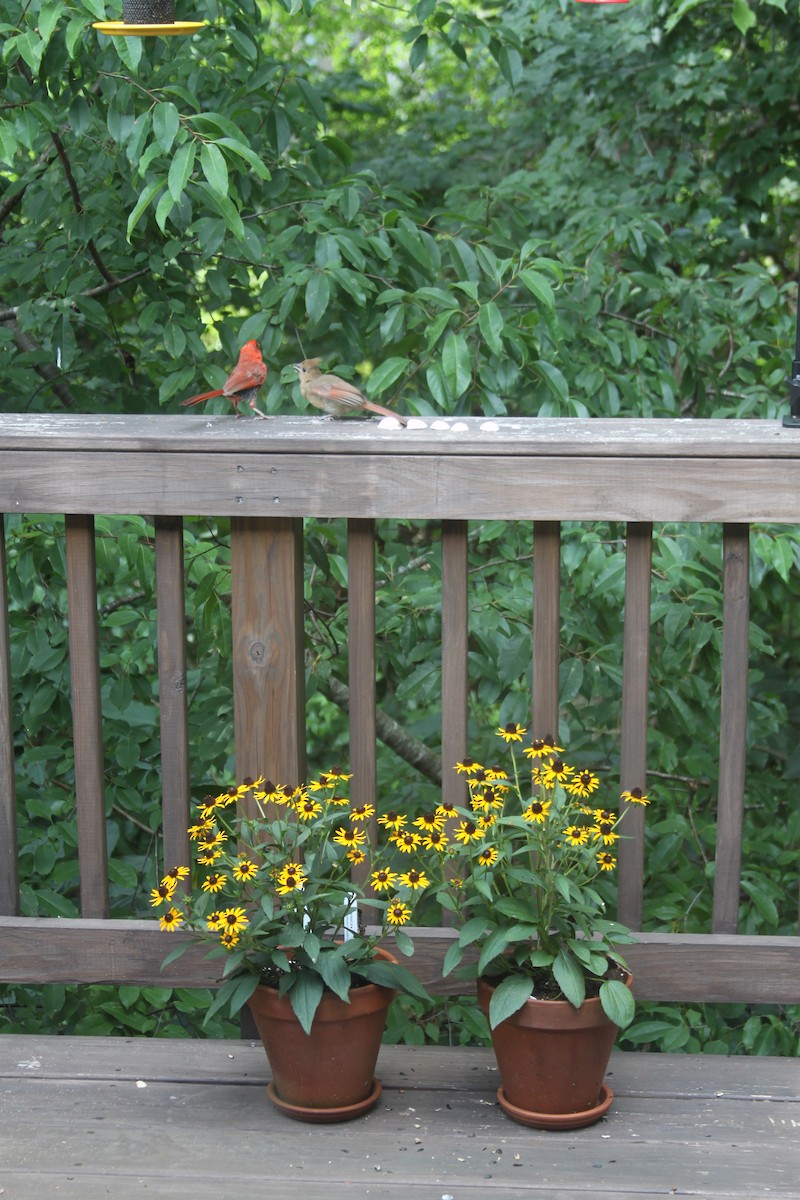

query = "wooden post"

[
  {"left": 617, "top": 522, "right": 653, "bottom": 930},
  {"left": 65, "top": 514, "right": 109, "bottom": 918},
  {"left": 347, "top": 519, "right": 378, "bottom": 889},
  {"left": 0, "top": 514, "right": 18, "bottom": 915},
  {"left": 154, "top": 516, "right": 190, "bottom": 874},
  {"left": 231, "top": 517, "right": 306, "bottom": 790},
  {"left": 532, "top": 522, "right": 561, "bottom": 740},
  {"left": 441, "top": 520, "right": 469, "bottom": 807}
]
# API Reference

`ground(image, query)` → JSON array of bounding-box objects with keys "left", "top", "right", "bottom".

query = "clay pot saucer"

[
  {"left": 496, "top": 1081, "right": 614, "bottom": 1130},
  {"left": 266, "top": 1078, "right": 382, "bottom": 1123}
]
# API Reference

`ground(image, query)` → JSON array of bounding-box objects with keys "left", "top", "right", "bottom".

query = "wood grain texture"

[
  {"left": 5, "top": 449, "right": 800, "bottom": 521},
  {"left": 231, "top": 517, "right": 306, "bottom": 788},
  {"left": 617, "top": 523, "right": 653, "bottom": 930},
  {"left": 154, "top": 516, "right": 190, "bottom": 873},
  {"left": 64, "top": 514, "right": 108, "bottom": 919},
  {"left": 532, "top": 522, "right": 560, "bottom": 739},
  {"left": 2, "top": 918, "right": 798, "bottom": 1002},
  {"left": 713, "top": 525, "right": 749, "bottom": 934},
  {"left": 441, "top": 520, "right": 468, "bottom": 811},
  {"left": 347, "top": 518, "right": 378, "bottom": 885},
  {"left": 0, "top": 513, "right": 18, "bottom": 915},
  {"left": 0, "top": 1036, "right": 797, "bottom": 1200}
]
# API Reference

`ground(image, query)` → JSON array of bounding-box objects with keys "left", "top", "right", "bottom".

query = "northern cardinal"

[
  {"left": 293, "top": 358, "right": 407, "bottom": 423},
  {"left": 180, "top": 341, "right": 269, "bottom": 418}
]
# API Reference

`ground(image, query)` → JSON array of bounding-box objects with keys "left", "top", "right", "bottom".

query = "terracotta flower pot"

[
  {"left": 246, "top": 949, "right": 397, "bottom": 1122},
  {"left": 477, "top": 973, "right": 632, "bottom": 1130}
]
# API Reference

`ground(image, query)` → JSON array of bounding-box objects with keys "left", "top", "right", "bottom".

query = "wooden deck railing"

[{"left": 1, "top": 413, "right": 799, "bottom": 1008}]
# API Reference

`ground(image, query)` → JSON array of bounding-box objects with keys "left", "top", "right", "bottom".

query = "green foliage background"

[{"left": 1, "top": 0, "right": 799, "bottom": 1052}]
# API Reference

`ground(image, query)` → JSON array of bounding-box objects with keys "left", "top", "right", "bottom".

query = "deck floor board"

[{"left": 1, "top": 1037, "right": 797, "bottom": 1199}]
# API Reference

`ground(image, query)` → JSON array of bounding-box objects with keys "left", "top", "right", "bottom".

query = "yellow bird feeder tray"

[{"left": 94, "top": 1, "right": 204, "bottom": 35}]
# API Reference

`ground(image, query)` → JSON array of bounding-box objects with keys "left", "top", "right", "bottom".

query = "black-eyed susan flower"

[
  {"left": 349, "top": 803, "right": 375, "bottom": 822},
  {"left": 206, "top": 911, "right": 223, "bottom": 931},
  {"left": 399, "top": 867, "right": 429, "bottom": 891},
  {"left": 196, "top": 847, "right": 223, "bottom": 866},
  {"left": 187, "top": 819, "right": 215, "bottom": 841},
  {"left": 562, "top": 825, "right": 590, "bottom": 847},
  {"left": 423, "top": 829, "right": 449, "bottom": 852},
  {"left": 454, "top": 820, "right": 483, "bottom": 845},
  {"left": 522, "top": 799, "right": 551, "bottom": 824},
  {"left": 497, "top": 722, "right": 527, "bottom": 743},
  {"left": 413, "top": 811, "right": 444, "bottom": 832},
  {"left": 347, "top": 847, "right": 367, "bottom": 866},
  {"left": 378, "top": 810, "right": 407, "bottom": 832},
  {"left": 391, "top": 830, "right": 422, "bottom": 854},
  {"left": 476, "top": 846, "right": 499, "bottom": 867},
  {"left": 233, "top": 859, "right": 259, "bottom": 883},
  {"left": 435, "top": 800, "right": 459, "bottom": 820},
  {"left": 201, "top": 872, "right": 227, "bottom": 894},
  {"left": 568, "top": 770, "right": 600, "bottom": 799},
  {"left": 199, "top": 829, "right": 228, "bottom": 849},
  {"left": 523, "top": 736, "right": 564, "bottom": 759},
  {"left": 333, "top": 826, "right": 367, "bottom": 848},
  {"left": 454, "top": 757, "right": 482, "bottom": 775},
  {"left": 621, "top": 787, "right": 650, "bottom": 805},
  {"left": 161, "top": 865, "right": 190, "bottom": 887},
  {"left": 596, "top": 851, "right": 617, "bottom": 871},
  {"left": 253, "top": 779, "right": 290, "bottom": 805},
  {"left": 544, "top": 758, "right": 574, "bottom": 786},
  {"left": 149, "top": 882, "right": 176, "bottom": 907},
  {"left": 220, "top": 930, "right": 240, "bottom": 949},
  {"left": 386, "top": 898, "right": 412, "bottom": 925},
  {"left": 218, "top": 907, "right": 249, "bottom": 934},
  {"left": 592, "top": 808, "right": 617, "bottom": 825},
  {"left": 276, "top": 863, "right": 307, "bottom": 894},
  {"left": 370, "top": 868, "right": 397, "bottom": 892},
  {"left": 159, "top": 906, "right": 183, "bottom": 931},
  {"left": 296, "top": 795, "right": 323, "bottom": 821},
  {"left": 593, "top": 821, "right": 620, "bottom": 846}
]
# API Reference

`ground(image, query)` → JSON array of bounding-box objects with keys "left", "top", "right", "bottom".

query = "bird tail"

[
  {"left": 179, "top": 389, "right": 225, "bottom": 407},
  {"left": 364, "top": 400, "right": 408, "bottom": 425}
]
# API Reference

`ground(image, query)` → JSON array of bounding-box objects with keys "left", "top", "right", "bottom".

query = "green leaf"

[
  {"left": 520, "top": 268, "right": 556, "bottom": 314},
  {"left": 305, "top": 272, "right": 330, "bottom": 324},
  {"left": 410, "top": 33, "right": 428, "bottom": 71},
  {"left": 154, "top": 189, "right": 175, "bottom": 234},
  {"left": 193, "top": 181, "right": 245, "bottom": 241},
  {"left": 732, "top": 0, "right": 756, "bottom": 34},
  {"left": 442, "top": 940, "right": 464, "bottom": 977},
  {"left": 487, "top": 974, "right": 533, "bottom": 1029},
  {"left": 38, "top": 3, "right": 64, "bottom": 49},
  {"left": 216, "top": 137, "right": 271, "bottom": 181},
  {"left": 200, "top": 142, "right": 229, "bottom": 197},
  {"left": 287, "top": 973, "right": 325, "bottom": 1035},
  {"left": 478, "top": 300, "right": 504, "bottom": 355},
  {"left": 477, "top": 927, "right": 513, "bottom": 975},
  {"left": 80, "top": 0, "right": 105, "bottom": 19},
  {"left": 126, "top": 179, "right": 166, "bottom": 241},
  {"left": 600, "top": 980, "right": 635, "bottom": 1029},
  {"left": 497, "top": 45, "right": 523, "bottom": 88},
  {"left": 168, "top": 141, "right": 196, "bottom": 203},
  {"left": 153, "top": 102, "right": 180, "bottom": 155},
  {"left": 552, "top": 950, "right": 585, "bottom": 1009},
  {"left": 457, "top": 916, "right": 491, "bottom": 947},
  {"left": 441, "top": 332, "right": 471, "bottom": 399},
  {"left": 366, "top": 356, "right": 409, "bottom": 397},
  {"left": 315, "top": 952, "right": 351, "bottom": 1001},
  {"left": 392, "top": 928, "right": 415, "bottom": 957}
]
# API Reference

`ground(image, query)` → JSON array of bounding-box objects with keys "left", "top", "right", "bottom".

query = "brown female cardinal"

[
  {"left": 180, "top": 341, "right": 269, "bottom": 418},
  {"left": 293, "top": 358, "right": 406, "bottom": 423}
]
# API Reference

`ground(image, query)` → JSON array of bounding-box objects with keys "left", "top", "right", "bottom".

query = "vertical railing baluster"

[
  {"left": 618, "top": 522, "right": 653, "bottom": 931},
  {"left": 532, "top": 522, "right": 561, "bottom": 740},
  {"left": 713, "top": 523, "right": 750, "bottom": 934},
  {"left": 231, "top": 517, "right": 306, "bottom": 794},
  {"left": 347, "top": 519, "right": 378, "bottom": 887},
  {"left": 441, "top": 520, "right": 469, "bottom": 808},
  {"left": 65, "top": 513, "right": 109, "bottom": 918},
  {"left": 154, "top": 516, "right": 190, "bottom": 874},
  {"left": 0, "top": 514, "right": 19, "bottom": 916}
]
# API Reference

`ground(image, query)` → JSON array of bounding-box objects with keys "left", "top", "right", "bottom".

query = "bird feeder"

[{"left": 93, "top": 0, "right": 204, "bottom": 36}]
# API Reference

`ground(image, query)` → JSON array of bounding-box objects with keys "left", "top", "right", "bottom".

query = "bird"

[
  {"left": 292, "top": 358, "right": 407, "bottom": 423},
  {"left": 180, "top": 341, "right": 269, "bottom": 418}
]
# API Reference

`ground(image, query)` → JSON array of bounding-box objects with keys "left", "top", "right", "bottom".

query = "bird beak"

[{"left": 292, "top": 363, "right": 302, "bottom": 374}]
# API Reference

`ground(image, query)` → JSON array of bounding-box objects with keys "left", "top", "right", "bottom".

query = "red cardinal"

[
  {"left": 180, "top": 341, "right": 268, "bottom": 418},
  {"left": 293, "top": 358, "right": 407, "bottom": 423}
]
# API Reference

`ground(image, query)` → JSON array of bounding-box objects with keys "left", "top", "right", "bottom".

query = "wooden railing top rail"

[{"left": 2, "top": 414, "right": 800, "bottom": 522}]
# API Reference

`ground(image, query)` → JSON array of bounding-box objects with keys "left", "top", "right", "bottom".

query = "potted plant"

[
  {"left": 423, "top": 725, "right": 649, "bottom": 1129},
  {"left": 152, "top": 770, "right": 429, "bottom": 1122}
]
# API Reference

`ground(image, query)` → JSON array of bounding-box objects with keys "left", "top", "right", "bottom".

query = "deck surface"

[{"left": 1, "top": 1036, "right": 797, "bottom": 1199}]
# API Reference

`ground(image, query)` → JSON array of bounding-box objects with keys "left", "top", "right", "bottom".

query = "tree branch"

[
  {"left": 10, "top": 321, "right": 77, "bottom": 408},
  {"left": 50, "top": 131, "right": 119, "bottom": 286}
]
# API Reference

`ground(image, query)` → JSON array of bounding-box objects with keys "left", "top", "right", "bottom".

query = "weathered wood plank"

[
  {"left": 617, "top": 523, "right": 653, "bottom": 931},
  {"left": 1, "top": 1038, "right": 797, "bottom": 1200},
  {"left": 154, "top": 516, "right": 190, "bottom": 873},
  {"left": 4, "top": 412, "right": 800, "bottom": 458},
  {"left": 64, "top": 514, "right": 108, "bottom": 918},
  {"left": 0, "top": 512, "right": 18, "bottom": 915},
  {"left": 347, "top": 518, "right": 378, "bottom": 886},
  {"left": 532, "top": 522, "right": 560, "bottom": 739},
  {"left": 1, "top": 919, "right": 798, "bottom": 1002},
  {"left": 713, "top": 525, "right": 749, "bottom": 934},
  {"left": 5, "top": 451, "right": 800, "bottom": 521},
  {"left": 231, "top": 517, "right": 306, "bottom": 788},
  {"left": 441, "top": 520, "right": 469, "bottom": 812}
]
